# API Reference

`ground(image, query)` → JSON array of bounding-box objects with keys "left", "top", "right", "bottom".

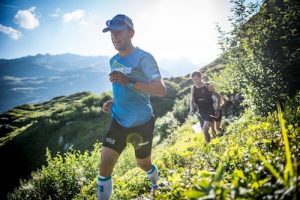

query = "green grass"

[{"left": 8, "top": 105, "right": 300, "bottom": 199}]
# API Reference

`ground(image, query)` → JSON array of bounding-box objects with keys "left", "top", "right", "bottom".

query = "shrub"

[
  {"left": 154, "top": 112, "right": 179, "bottom": 140},
  {"left": 172, "top": 95, "right": 190, "bottom": 124},
  {"left": 8, "top": 144, "right": 101, "bottom": 200}
]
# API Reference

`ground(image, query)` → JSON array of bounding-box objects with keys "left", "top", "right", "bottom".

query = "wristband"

[
  {"left": 128, "top": 77, "right": 136, "bottom": 88},
  {"left": 129, "top": 77, "right": 136, "bottom": 84}
]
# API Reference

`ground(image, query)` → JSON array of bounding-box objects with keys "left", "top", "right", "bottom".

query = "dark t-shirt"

[{"left": 193, "top": 84, "right": 214, "bottom": 113}]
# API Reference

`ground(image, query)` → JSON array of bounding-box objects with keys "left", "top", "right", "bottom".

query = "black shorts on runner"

[
  {"left": 102, "top": 116, "right": 155, "bottom": 159},
  {"left": 198, "top": 109, "right": 214, "bottom": 127}
]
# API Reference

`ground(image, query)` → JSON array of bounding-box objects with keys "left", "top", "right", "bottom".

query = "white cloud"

[
  {"left": 11, "top": 87, "right": 47, "bottom": 94},
  {"left": 3, "top": 76, "right": 44, "bottom": 85},
  {"left": 49, "top": 8, "right": 61, "bottom": 17},
  {"left": 0, "top": 24, "right": 23, "bottom": 39},
  {"left": 14, "top": 7, "right": 39, "bottom": 29},
  {"left": 63, "top": 10, "right": 85, "bottom": 23}
]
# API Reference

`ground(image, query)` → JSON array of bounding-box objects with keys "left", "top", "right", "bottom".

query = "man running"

[
  {"left": 98, "top": 14, "right": 167, "bottom": 200},
  {"left": 190, "top": 71, "right": 221, "bottom": 143}
]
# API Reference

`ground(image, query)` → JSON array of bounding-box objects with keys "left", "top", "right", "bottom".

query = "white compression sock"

[
  {"left": 146, "top": 164, "right": 158, "bottom": 187},
  {"left": 97, "top": 175, "right": 112, "bottom": 200}
]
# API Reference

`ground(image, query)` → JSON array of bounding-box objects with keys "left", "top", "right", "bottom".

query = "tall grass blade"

[{"left": 277, "top": 103, "right": 294, "bottom": 185}]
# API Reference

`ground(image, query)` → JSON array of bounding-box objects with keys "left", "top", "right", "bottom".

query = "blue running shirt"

[{"left": 110, "top": 47, "right": 161, "bottom": 128}]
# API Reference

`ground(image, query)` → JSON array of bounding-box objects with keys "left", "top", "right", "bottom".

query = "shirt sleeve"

[{"left": 140, "top": 54, "right": 161, "bottom": 81}]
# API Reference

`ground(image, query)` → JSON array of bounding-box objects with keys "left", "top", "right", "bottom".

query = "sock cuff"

[
  {"left": 146, "top": 164, "right": 157, "bottom": 175},
  {"left": 98, "top": 175, "right": 112, "bottom": 182}
]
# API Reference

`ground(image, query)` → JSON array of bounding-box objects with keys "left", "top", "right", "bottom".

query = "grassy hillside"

[
  {"left": 0, "top": 91, "right": 110, "bottom": 198},
  {"left": 7, "top": 96, "right": 299, "bottom": 199}
]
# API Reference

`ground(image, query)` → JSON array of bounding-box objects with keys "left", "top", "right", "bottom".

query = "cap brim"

[
  {"left": 102, "top": 25, "right": 129, "bottom": 33},
  {"left": 102, "top": 27, "right": 111, "bottom": 33}
]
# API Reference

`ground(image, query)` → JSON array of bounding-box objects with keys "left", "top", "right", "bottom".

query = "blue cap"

[{"left": 102, "top": 14, "right": 134, "bottom": 33}]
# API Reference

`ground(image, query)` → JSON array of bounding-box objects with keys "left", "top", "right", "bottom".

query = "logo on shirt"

[
  {"left": 111, "top": 60, "right": 132, "bottom": 74},
  {"left": 105, "top": 137, "right": 115, "bottom": 145}
]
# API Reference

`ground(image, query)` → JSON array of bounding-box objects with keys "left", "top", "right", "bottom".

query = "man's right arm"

[{"left": 102, "top": 99, "right": 113, "bottom": 113}]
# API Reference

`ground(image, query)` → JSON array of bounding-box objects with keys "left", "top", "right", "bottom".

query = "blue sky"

[{"left": 0, "top": 0, "right": 234, "bottom": 64}]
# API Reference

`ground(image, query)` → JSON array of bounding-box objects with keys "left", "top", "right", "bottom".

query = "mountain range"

[
  {"left": 0, "top": 53, "right": 199, "bottom": 113},
  {"left": 0, "top": 54, "right": 111, "bottom": 113}
]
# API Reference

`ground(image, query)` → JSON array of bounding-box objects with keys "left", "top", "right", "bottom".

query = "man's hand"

[
  {"left": 109, "top": 71, "right": 129, "bottom": 85},
  {"left": 102, "top": 100, "right": 113, "bottom": 113}
]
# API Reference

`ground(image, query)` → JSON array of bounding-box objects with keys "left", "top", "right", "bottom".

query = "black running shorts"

[
  {"left": 198, "top": 109, "right": 214, "bottom": 127},
  {"left": 102, "top": 116, "right": 155, "bottom": 159}
]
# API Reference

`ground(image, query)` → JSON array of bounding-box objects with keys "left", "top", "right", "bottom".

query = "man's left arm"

[
  {"left": 136, "top": 55, "right": 166, "bottom": 97},
  {"left": 109, "top": 71, "right": 166, "bottom": 97},
  {"left": 134, "top": 79, "right": 166, "bottom": 97}
]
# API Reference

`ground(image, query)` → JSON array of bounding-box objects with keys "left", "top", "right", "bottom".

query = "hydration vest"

[{"left": 193, "top": 83, "right": 214, "bottom": 112}]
